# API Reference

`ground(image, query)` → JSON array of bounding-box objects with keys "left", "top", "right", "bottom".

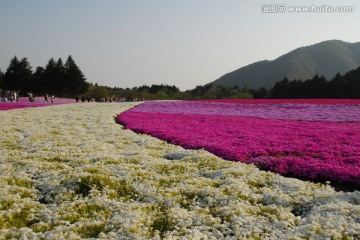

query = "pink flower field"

[
  {"left": 117, "top": 100, "right": 360, "bottom": 189},
  {"left": 0, "top": 97, "right": 76, "bottom": 111}
]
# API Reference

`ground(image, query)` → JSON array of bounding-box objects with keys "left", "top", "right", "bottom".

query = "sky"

[{"left": 1, "top": 0, "right": 360, "bottom": 91}]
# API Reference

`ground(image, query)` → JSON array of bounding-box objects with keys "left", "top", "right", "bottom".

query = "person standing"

[
  {"left": 28, "top": 92, "right": 34, "bottom": 102},
  {"left": 16, "top": 91, "right": 20, "bottom": 102},
  {"left": 11, "top": 91, "right": 16, "bottom": 102}
]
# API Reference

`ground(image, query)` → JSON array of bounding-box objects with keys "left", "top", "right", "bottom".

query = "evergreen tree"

[
  {"left": 303, "top": 75, "right": 328, "bottom": 98},
  {"left": 32, "top": 66, "right": 45, "bottom": 94},
  {"left": 54, "top": 58, "right": 66, "bottom": 95},
  {"left": 343, "top": 67, "right": 360, "bottom": 98},
  {"left": 250, "top": 87, "right": 268, "bottom": 99},
  {"left": 138, "top": 85, "right": 151, "bottom": 92},
  {"left": 19, "top": 58, "right": 34, "bottom": 90},
  {"left": 44, "top": 58, "right": 57, "bottom": 94},
  {"left": 64, "top": 56, "right": 88, "bottom": 97},
  {"left": 3, "top": 56, "right": 33, "bottom": 94},
  {"left": 3, "top": 56, "right": 20, "bottom": 90},
  {"left": 329, "top": 73, "right": 346, "bottom": 98},
  {"left": 271, "top": 77, "right": 290, "bottom": 98}
]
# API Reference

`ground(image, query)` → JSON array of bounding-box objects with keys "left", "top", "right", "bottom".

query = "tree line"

[
  {"left": 1, "top": 55, "right": 359, "bottom": 100},
  {"left": 0, "top": 56, "right": 88, "bottom": 97},
  {"left": 85, "top": 83, "right": 255, "bottom": 101},
  {"left": 180, "top": 66, "right": 360, "bottom": 99},
  {"left": 72, "top": 66, "right": 360, "bottom": 101},
  {"left": 271, "top": 66, "right": 360, "bottom": 98}
]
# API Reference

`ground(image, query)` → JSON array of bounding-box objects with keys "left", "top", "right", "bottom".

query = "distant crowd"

[
  {"left": 75, "top": 96, "right": 144, "bottom": 103},
  {"left": 1, "top": 90, "right": 20, "bottom": 102},
  {"left": 1, "top": 90, "right": 55, "bottom": 103},
  {"left": 1, "top": 89, "right": 144, "bottom": 104}
]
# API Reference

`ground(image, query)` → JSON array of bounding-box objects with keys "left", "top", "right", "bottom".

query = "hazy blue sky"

[{"left": 1, "top": 0, "right": 360, "bottom": 90}]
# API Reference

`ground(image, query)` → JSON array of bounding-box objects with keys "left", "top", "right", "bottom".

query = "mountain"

[{"left": 209, "top": 40, "right": 360, "bottom": 89}]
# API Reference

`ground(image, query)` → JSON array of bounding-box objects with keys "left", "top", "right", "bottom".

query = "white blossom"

[{"left": 0, "top": 103, "right": 359, "bottom": 239}]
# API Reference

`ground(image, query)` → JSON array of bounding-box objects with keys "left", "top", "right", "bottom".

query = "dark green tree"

[
  {"left": 191, "top": 85, "right": 207, "bottom": 96},
  {"left": 3, "top": 56, "right": 20, "bottom": 91},
  {"left": 54, "top": 58, "right": 66, "bottom": 95},
  {"left": 302, "top": 75, "right": 328, "bottom": 98},
  {"left": 32, "top": 66, "right": 45, "bottom": 94},
  {"left": 271, "top": 77, "right": 290, "bottom": 98},
  {"left": 343, "top": 67, "right": 360, "bottom": 98},
  {"left": 43, "top": 58, "right": 67, "bottom": 95},
  {"left": 3, "top": 56, "right": 33, "bottom": 94},
  {"left": 44, "top": 58, "right": 58, "bottom": 94},
  {"left": 138, "top": 85, "right": 151, "bottom": 92},
  {"left": 64, "top": 55, "right": 88, "bottom": 97},
  {"left": 87, "top": 84, "right": 109, "bottom": 99},
  {"left": 250, "top": 87, "right": 268, "bottom": 99},
  {"left": 328, "top": 73, "right": 346, "bottom": 98}
]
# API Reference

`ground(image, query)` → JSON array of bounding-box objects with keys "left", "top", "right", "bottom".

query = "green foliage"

[
  {"left": 250, "top": 87, "right": 269, "bottom": 99},
  {"left": 140, "top": 84, "right": 180, "bottom": 94},
  {"left": 271, "top": 67, "right": 360, "bottom": 98},
  {"left": 87, "top": 85, "right": 110, "bottom": 98},
  {"left": 64, "top": 55, "right": 88, "bottom": 97},
  {"left": 151, "top": 205, "right": 173, "bottom": 236},
  {"left": 32, "top": 66, "right": 45, "bottom": 94},
  {"left": 3, "top": 56, "right": 33, "bottom": 93},
  {"left": 1, "top": 55, "right": 89, "bottom": 97},
  {"left": 182, "top": 84, "right": 256, "bottom": 100},
  {"left": 152, "top": 214, "right": 172, "bottom": 235},
  {"left": 90, "top": 84, "right": 183, "bottom": 100},
  {"left": 42, "top": 58, "right": 67, "bottom": 95},
  {"left": 0, "top": 202, "right": 39, "bottom": 229},
  {"left": 79, "top": 222, "right": 106, "bottom": 238},
  {"left": 75, "top": 173, "right": 137, "bottom": 200}
]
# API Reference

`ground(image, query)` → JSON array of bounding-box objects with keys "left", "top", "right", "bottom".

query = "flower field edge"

[
  {"left": 199, "top": 99, "right": 360, "bottom": 104},
  {"left": 0, "top": 97, "right": 76, "bottom": 111},
  {"left": 116, "top": 100, "right": 360, "bottom": 191}
]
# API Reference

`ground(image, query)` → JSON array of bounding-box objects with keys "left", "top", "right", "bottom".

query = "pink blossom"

[
  {"left": 0, "top": 97, "right": 76, "bottom": 111},
  {"left": 117, "top": 100, "right": 360, "bottom": 188}
]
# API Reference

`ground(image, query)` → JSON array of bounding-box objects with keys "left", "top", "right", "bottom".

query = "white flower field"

[{"left": 0, "top": 103, "right": 359, "bottom": 239}]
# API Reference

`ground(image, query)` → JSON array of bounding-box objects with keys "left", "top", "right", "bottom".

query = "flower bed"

[
  {"left": 1, "top": 103, "right": 359, "bottom": 239},
  {"left": 200, "top": 99, "right": 360, "bottom": 104},
  {"left": 0, "top": 97, "right": 76, "bottom": 111},
  {"left": 117, "top": 100, "right": 360, "bottom": 189}
]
